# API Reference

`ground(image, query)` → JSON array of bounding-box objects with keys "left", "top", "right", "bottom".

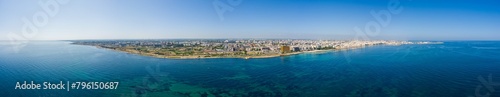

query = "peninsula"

[{"left": 70, "top": 39, "right": 441, "bottom": 59}]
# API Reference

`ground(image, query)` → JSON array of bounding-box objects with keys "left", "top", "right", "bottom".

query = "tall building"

[
  {"left": 280, "top": 46, "right": 290, "bottom": 54},
  {"left": 292, "top": 47, "right": 300, "bottom": 52}
]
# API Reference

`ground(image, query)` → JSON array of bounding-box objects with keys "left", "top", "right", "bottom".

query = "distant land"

[{"left": 71, "top": 39, "right": 442, "bottom": 59}]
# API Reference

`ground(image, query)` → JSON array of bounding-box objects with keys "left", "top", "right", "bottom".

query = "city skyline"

[{"left": 1, "top": 0, "right": 499, "bottom": 40}]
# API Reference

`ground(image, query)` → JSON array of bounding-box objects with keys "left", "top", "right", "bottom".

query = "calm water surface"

[{"left": 1, "top": 41, "right": 500, "bottom": 97}]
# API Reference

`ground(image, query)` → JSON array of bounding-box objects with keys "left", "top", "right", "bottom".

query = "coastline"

[
  {"left": 70, "top": 40, "right": 442, "bottom": 60},
  {"left": 121, "top": 48, "right": 331, "bottom": 59},
  {"left": 85, "top": 45, "right": 360, "bottom": 59}
]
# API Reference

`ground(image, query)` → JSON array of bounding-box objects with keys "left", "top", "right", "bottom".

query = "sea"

[{"left": 0, "top": 41, "right": 499, "bottom": 97}]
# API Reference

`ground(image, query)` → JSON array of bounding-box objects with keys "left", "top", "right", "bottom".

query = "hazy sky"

[{"left": 0, "top": 0, "right": 499, "bottom": 40}]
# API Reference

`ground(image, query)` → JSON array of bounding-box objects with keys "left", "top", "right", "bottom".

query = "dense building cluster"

[{"left": 71, "top": 39, "right": 436, "bottom": 58}]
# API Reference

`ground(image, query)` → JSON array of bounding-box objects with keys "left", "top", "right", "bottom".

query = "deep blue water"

[{"left": 1, "top": 41, "right": 500, "bottom": 97}]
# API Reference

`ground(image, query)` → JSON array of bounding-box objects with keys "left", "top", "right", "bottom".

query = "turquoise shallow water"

[{"left": 1, "top": 41, "right": 500, "bottom": 97}]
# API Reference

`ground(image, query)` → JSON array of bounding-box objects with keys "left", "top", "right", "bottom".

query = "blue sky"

[{"left": 0, "top": 0, "right": 499, "bottom": 40}]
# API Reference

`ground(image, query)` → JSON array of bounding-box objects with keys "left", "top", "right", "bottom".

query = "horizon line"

[{"left": 1, "top": 38, "right": 500, "bottom": 41}]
